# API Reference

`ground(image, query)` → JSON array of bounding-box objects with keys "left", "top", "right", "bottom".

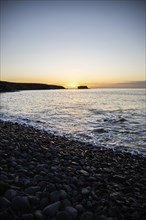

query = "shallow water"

[{"left": 0, "top": 88, "right": 146, "bottom": 155}]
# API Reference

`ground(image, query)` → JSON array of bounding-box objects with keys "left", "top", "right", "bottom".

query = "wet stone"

[
  {"left": 61, "top": 199, "right": 72, "bottom": 208},
  {"left": 65, "top": 206, "right": 78, "bottom": 220},
  {"left": 80, "top": 212, "right": 93, "bottom": 220},
  {"left": 0, "top": 197, "right": 11, "bottom": 209},
  {"left": 81, "top": 188, "right": 90, "bottom": 195},
  {"left": 20, "top": 213, "right": 34, "bottom": 220},
  {"left": 50, "top": 191, "right": 60, "bottom": 202},
  {"left": 34, "top": 210, "right": 44, "bottom": 220},
  {"left": 80, "top": 170, "right": 89, "bottom": 176},
  {"left": 56, "top": 211, "right": 72, "bottom": 220},
  {"left": 0, "top": 182, "right": 10, "bottom": 195},
  {"left": 59, "top": 189, "right": 68, "bottom": 200},
  {"left": 25, "top": 186, "right": 40, "bottom": 195},
  {"left": 5, "top": 189, "right": 17, "bottom": 201},
  {"left": 43, "top": 201, "right": 61, "bottom": 217},
  {"left": 12, "top": 196, "right": 31, "bottom": 214}
]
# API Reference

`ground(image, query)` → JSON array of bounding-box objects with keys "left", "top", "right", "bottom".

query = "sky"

[{"left": 0, "top": 0, "right": 145, "bottom": 88}]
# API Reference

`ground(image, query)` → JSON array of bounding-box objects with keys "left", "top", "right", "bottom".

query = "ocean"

[{"left": 0, "top": 88, "right": 146, "bottom": 155}]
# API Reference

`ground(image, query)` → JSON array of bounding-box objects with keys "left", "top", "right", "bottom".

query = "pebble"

[
  {"left": 50, "top": 191, "right": 60, "bottom": 202},
  {"left": 80, "top": 212, "right": 93, "bottom": 220},
  {"left": 20, "top": 213, "right": 34, "bottom": 220},
  {"left": 34, "top": 210, "right": 44, "bottom": 220},
  {"left": 65, "top": 206, "right": 78, "bottom": 219},
  {"left": 43, "top": 201, "right": 61, "bottom": 217},
  {"left": 5, "top": 189, "right": 17, "bottom": 201},
  {"left": 12, "top": 196, "right": 31, "bottom": 214},
  {"left": 0, "top": 197, "right": 11, "bottom": 209},
  {"left": 56, "top": 211, "right": 72, "bottom": 220},
  {"left": 0, "top": 120, "right": 146, "bottom": 220},
  {"left": 81, "top": 188, "right": 90, "bottom": 195}
]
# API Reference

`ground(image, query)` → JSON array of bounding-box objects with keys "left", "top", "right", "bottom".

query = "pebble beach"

[{"left": 0, "top": 120, "right": 146, "bottom": 220}]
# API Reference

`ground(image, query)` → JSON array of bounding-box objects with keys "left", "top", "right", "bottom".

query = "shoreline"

[
  {"left": 1, "top": 118, "right": 145, "bottom": 158},
  {"left": 0, "top": 120, "right": 146, "bottom": 219}
]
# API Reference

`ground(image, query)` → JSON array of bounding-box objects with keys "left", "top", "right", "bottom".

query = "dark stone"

[
  {"left": 75, "top": 204, "right": 84, "bottom": 213},
  {"left": 47, "top": 183, "right": 56, "bottom": 192},
  {"left": 0, "top": 182, "right": 10, "bottom": 195},
  {"left": 61, "top": 199, "right": 72, "bottom": 208},
  {"left": 65, "top": 206, "right": 78, "bottom": 219},
  {"left": 81, "top": 188, "right": 90, "bottom": 195},
  {"left": 93, "top": 128, "right": 106, "bottom": 133},
  {"left": 0, "top": 211, "right": 12, "bottom": 220},
  {"left": 12, "top": 196, "right": 31, "bottom": 214},
  {"left": 59, "top": 190, "right": 68, "bottom": 200},
  {"left": 80, "top": 212, "right": 93, "bottom": 220},
  {"left": 20, "top": 213, "right": 34, "bottom": 220},
  {"left": 43, "top": 201, "right": 61, "bottom": 217},
  {"left": 28, "top": 196, "right": 39, "bottom": 208},
  {"left": 56, "top": 211, "right": 72, "bottom": 220},
  {"left": 50, "top": 191, "right": 60, "bottom": 202},
  {"left": 34, "top": 210, "right": 44, "bottom": 220},
  {"left": 0, "top": 174, "right": 8, "bottom": 181},
  {"left": 25, "top": 186, "right": 40, "bottom": 195},
  {"left": 93, "top": 215, "right": 106, "bottom": 220},
  {"left": 0, "top": 197, "right": 11, "bottom": 209},
  {"left": 5, "top": 189, "right": 17, "bottom": 201}
]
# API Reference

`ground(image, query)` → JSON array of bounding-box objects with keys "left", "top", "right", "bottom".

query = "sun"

[{"left": 67, "top": 83, "right": 79, "bottom": 89}]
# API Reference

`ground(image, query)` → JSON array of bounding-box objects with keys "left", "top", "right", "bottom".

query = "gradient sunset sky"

[{"left": 1, "top": 0, "right": 145, "bottom": 88}]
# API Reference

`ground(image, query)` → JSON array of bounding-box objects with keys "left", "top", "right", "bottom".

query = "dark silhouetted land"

[
  {"left": 0, "top": 81, "right": 65, "bottom": 92},
  {"left": 78, "top": 86, "right": 88, "bottom": 89}
]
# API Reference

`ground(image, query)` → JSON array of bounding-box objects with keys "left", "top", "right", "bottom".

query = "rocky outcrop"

[
  {"left": 78, "top": 86, "right": 88, "bottom": 89},
  {"left": 0, "top": 81, "right": 65, "bottom": 92}
]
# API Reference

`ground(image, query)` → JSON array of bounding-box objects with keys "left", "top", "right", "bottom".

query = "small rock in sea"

[
  {"left": 93, "top": 128, "right": 106, "bottom": 133},
  {"left": 65, "top": 206, "right": 78, "bottom": 219},
  {"left": 12, "top": 196, "right": 31, "bottom": 214},
  {"left": 43, "top": 201, "right": 61, "bottom": 217},
  {"left": 56, "top": 211, "right": 72, "bottom": 220},
  {"left": 20, "top": 213, "right": 34, "bottom": 220},
  {"left": 119, "top": 118, "right": 126, "bottom": 122},
  {"left": 80, "top": 212, "right": 93, "bottom": 220},
  {"left": 81, "top": 188, "right": 90, "bottom": 195}
]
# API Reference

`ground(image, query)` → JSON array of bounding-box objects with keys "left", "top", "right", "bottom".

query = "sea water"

[{"left": 0, "top": 89, "right": 146, "bottom": 155}]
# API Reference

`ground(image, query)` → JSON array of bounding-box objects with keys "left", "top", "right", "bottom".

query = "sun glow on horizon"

[{"left": 66, "top": 83, "right": 79, "bottom": 89}]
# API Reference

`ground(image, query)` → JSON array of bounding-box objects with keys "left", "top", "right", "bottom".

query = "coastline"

[{"left": 0, "top": 120, "right": 146, "bottom": 219}]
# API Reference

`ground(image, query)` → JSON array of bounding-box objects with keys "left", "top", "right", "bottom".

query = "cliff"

[{"left": 0, "top": 81, "right": 65, "bottom": 93}]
